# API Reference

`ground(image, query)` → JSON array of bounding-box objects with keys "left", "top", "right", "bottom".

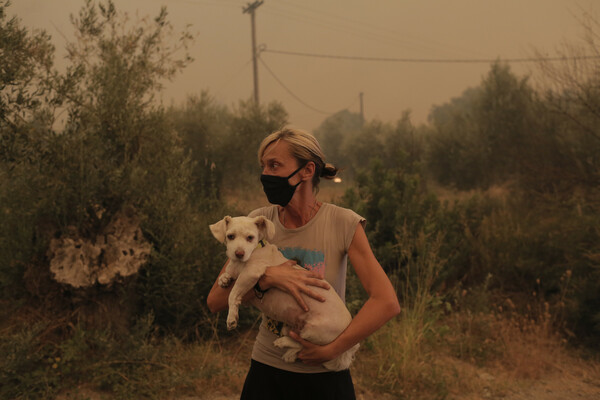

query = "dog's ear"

[
  {"left": 209, "top": 216, "right": 232, "bottom": 243},
  {"left": 254, "top": 216, "right": 275, "bottom": 241}
]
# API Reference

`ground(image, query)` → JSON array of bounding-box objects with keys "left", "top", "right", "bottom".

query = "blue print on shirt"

[{"left": 280, "top": 247, "right": 325, "bottom": 277}]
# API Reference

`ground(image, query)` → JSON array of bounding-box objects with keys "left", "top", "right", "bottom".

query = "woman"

[{"left": 207, "top": 128, "right": 400, "bottom": 399}]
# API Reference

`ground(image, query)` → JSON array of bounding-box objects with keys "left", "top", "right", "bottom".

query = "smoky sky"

[{"left": 11, "top": 0, "right": 595, "bottom": 131}]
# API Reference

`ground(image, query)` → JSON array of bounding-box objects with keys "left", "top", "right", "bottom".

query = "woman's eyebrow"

[{"left": 262, "top": 155, "right": 279, "bottom": 165}]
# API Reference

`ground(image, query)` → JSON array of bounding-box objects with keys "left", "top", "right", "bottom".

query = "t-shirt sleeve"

[{"left": 337, "top": 206, "right": 366, "bottom": 251}]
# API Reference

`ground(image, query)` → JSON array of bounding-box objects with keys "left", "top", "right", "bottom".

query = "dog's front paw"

[
  {"left": 218, "top": 273, "right": 232, "bottom": 288},
  {"left": 226, "top": 316, "right": 238, "bottom": 330},
  {"left": 226, "top": 310, "right": 239, "bottom": 330}
]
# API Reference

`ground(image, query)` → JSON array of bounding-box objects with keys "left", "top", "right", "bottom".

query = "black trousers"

[{"left": 240, "top": 359, "right": 356, "bottom": 400}]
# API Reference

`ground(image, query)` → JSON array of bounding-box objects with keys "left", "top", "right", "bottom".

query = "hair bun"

[{"left": 320, "top": 163, "right": 338, "bottom": 179}]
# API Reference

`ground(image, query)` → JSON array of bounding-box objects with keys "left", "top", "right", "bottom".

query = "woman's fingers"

[
  {"left": 299, "top": 283, "right": 326, "bottom": 302},
  {"left": 266, "top": 260, "right": 331, "bottom": 309},
  {"left": 306, "top": 276, "right": 330, "bottom": 290}
]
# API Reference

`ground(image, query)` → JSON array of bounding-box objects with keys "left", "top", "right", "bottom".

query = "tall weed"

[{"left": 355, "top": 227, "right": 449, "bottom": 398}]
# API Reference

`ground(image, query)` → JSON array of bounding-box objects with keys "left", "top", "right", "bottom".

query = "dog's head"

[{"left": 209, "top": 215, "right": 275, "bottom": 262}]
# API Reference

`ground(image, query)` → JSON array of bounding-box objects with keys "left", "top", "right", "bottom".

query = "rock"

[{"left": 47, "top": 210, "right": 152, "bottom": 288}]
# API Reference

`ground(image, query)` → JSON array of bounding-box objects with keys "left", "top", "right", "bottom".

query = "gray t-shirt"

[{"left": 247, "top": 202, "right": 365, "bottom": 373}]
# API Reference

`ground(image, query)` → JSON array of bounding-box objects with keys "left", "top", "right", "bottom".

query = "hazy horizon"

[{"left": 10, "top": 0, "right": 597, "bottom": 131}]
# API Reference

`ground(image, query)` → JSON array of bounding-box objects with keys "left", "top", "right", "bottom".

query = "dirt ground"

[
  {"left": 192, "top": 367, "right": 600, "bottom": 400},
  {"left": 488, "top": 372, "right": 600, "bottom": 400},
  {"left": 58, "top": 363, "right": 600, "bottom": 400}
]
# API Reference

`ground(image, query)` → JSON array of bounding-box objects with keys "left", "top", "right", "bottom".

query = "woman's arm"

[
  {"left": 289, "top": 223, "right": 401, "bottom": 365},
  {"left": 206, "top": 259, "right": 331, "bottom": 314}
]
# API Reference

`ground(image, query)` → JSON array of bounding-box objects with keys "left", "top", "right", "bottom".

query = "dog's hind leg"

[
  {"left": 323, "top": 343, "right": 360, "bottom": 371},
  {"left": 273, "top": 325, "right": 303, "bottom": 363},
  {"left": 273, "top": 335, "right": 302, "bottom": 363}
]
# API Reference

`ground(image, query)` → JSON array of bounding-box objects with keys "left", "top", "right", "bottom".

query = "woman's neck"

[{"left": 279, "top": 192, "right": 321, "bottom": 228}]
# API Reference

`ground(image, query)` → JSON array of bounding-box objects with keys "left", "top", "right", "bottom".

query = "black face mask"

[{"left": 260, "top": 165, "right": 304, "bottom": 206}]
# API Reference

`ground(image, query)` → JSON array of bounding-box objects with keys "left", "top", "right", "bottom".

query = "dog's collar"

[{"left": 257, "top": 239, "right": 267, "bottom": 248}]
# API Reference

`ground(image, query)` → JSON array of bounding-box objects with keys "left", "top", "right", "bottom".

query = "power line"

[
  {"left": 170, "top": 0, "right": 242, "bottom": 9},
  {"left": 258, "top": 57, "right": 333, "bottom": 115},
  {"left": 263, "top": 48, "right": 600, "bottom": 64},
  {"left": 262, "top": 7, "right": 450, "bottom": 57}
]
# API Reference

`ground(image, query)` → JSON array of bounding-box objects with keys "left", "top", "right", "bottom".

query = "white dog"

[{"left": 209, "top": 215, "right": 359, "bottom": 371}]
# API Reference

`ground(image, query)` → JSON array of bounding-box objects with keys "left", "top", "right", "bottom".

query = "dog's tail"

[{"left": 323, "top": 343, "right": 360, "bottom": 371}]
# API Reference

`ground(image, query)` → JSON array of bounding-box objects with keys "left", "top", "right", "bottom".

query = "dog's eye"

[
  {"left": 246, "top": 235, "right": 254, "bottom": 242},
  {"left": 226, "top": 234, "right": 235, "bottom": 240}
]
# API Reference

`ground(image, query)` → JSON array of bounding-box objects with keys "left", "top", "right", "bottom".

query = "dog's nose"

[{"left": 235, "top": 250, "right": 245, "bottom": 259}]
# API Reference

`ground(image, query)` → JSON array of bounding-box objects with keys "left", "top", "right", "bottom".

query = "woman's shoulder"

[
  {"left": 320, "top": 203, "right": 366, "bottom": 249},
  {"left": 321, "top": 203, "right": 365, "bottom": 225}
]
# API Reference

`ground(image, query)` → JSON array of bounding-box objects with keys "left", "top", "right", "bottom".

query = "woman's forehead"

[{"left": 262, "top": 139, "right": 293, "bottom": 162}]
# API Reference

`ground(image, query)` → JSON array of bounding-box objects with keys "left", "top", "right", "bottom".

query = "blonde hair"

[{"left": 258, "top": 128, "right": 338, "bottom": 189}]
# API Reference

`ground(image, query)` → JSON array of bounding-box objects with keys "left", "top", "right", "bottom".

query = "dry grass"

[
  {"left": 184, "top": 307, "right": 598, "bottom": 400},
  {"left": 350, "top": 300, "right": 596, "bottom": 400},
  {"left": 4, "top": 296, "right": 597, "bottom": 400}
]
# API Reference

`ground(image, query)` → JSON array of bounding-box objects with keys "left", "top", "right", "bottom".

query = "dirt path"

[
  {"left": 60, "top": 371, "right": 600, "bottom": 400},
  {"left": 194, "top": 372, "right": 600, "bottom": 400},
  {"left": 498, "top": 372, "right": 600, "bottom": 400},
  {"left": 194, "top": 364, "right": 600, "bottom": 400}
]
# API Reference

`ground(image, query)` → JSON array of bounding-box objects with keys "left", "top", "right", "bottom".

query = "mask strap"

[{"left": 286, "top": 164, "right": 306, "bottom": 179}]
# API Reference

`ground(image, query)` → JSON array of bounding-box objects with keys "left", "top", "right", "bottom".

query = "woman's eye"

[
  {"left": 247, "top": 236, "right": 254, "bottom": 242},
  {"left": 227, "top": 234, "right": 235, "bottom": 240}
]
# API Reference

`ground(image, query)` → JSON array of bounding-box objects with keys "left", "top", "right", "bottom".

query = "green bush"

[
  {"left": 0, "top": 313, "right": 224, "bottom": 400},
  {"left": 341, "top": 157, "right": 600, "bottom": 343},
  {"left": 342, "top": 158, "right": 451, "bottom": 280}
]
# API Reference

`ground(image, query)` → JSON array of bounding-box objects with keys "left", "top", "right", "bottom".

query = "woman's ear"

[{"left": 302, "top": 161, "right": 316, "bottom": 181}]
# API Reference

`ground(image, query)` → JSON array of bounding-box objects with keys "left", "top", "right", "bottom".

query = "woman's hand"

[
  {"left": 260, "top": 260, "right": 330, "bottom": 312},
  {"left": 288, "top": 331, "right": 338, "bottom": 365}
]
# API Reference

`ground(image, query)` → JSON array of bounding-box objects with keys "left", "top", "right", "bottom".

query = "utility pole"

[
  {"left": 243, "top": 1, "right": 263, "bottom": 106},
  {"left": 359, "top": 92, "right": 364, "bottom": 123}
]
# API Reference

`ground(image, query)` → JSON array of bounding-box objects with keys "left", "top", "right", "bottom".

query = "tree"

[
  {"left": 313, "top": 109, "right": 363, "bottom": 171},
  {"left": 426, "top": 62, "right": 536, "bottom": 189},
  {"left": 426, "top": 87, "right": 486, "bottom": 189},
  {"left": 44, "top": 0, "right": 194, "bottom": 231},
  {"left": 475, "top": 62, "right": 536, "bottom": 183},
  {"left": 220, "top": 98, "right": 288, "bottom": 188},
  {"left": 169, "top": 91, "right": 230, "bottom": 199},
  {"left": 533, "top": 11, "right": 600, "bottom": 194},
  {"left": 0, "top": 0, "right": 54, "bottom": 165},
  {"left": 383, "top": 111, "right": 424, "bottom": 175},
  {"left": 0, "top": 0, "right": 56, "bottom": 296}
]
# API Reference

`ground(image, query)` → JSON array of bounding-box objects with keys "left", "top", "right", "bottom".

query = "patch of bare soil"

[
  {"left": 497, "top": 371, "right": 600, "bottom": 400},
  {"left": 452, "top": 357, "right": 600, "bottom": 400},
  {"left": 58, "top": 360, "right": 600, "bottom": 400}
]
